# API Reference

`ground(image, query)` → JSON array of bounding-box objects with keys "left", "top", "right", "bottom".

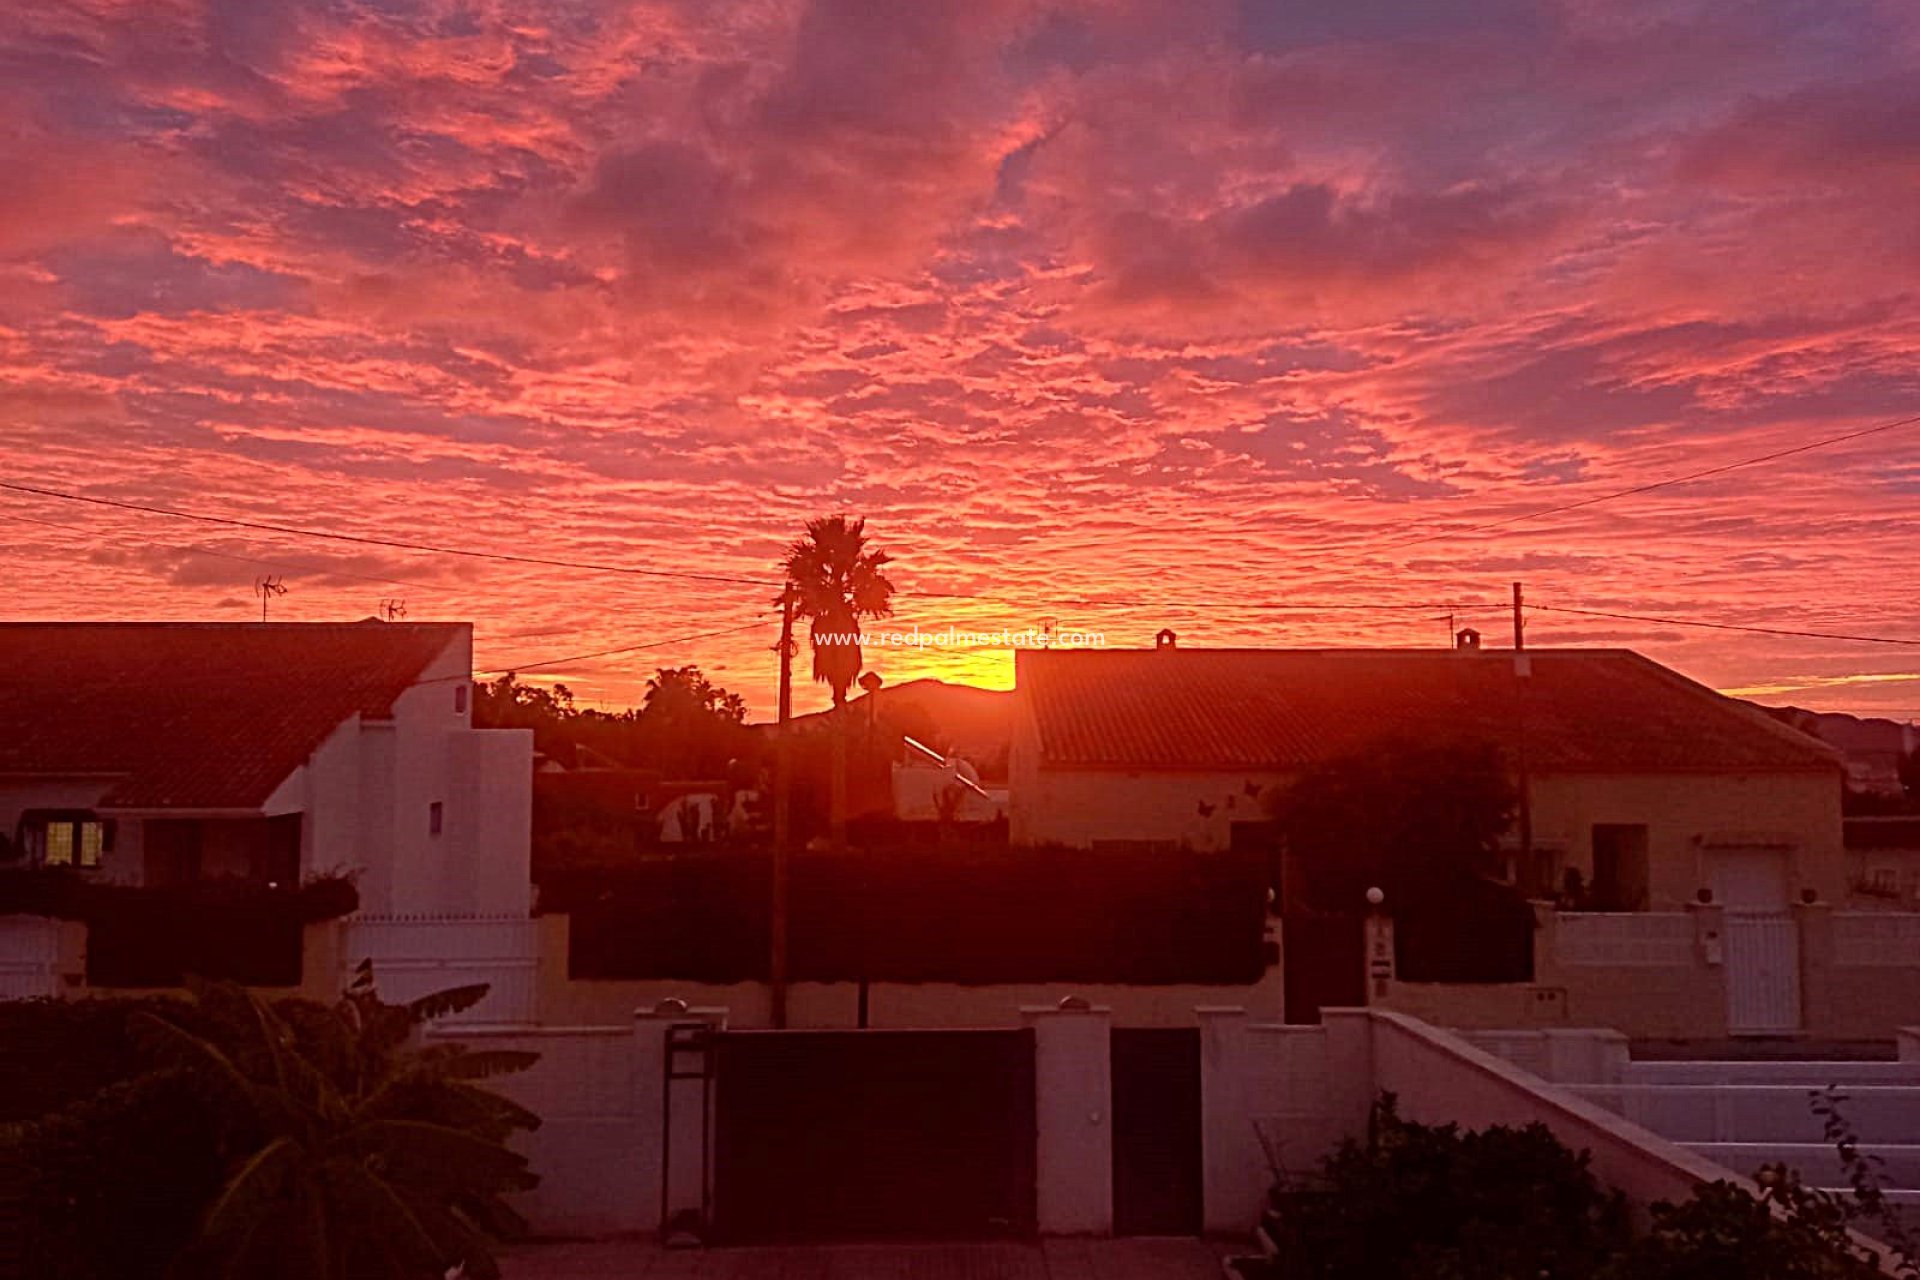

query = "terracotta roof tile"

[
  {"left": 1015, "top": 647, "right": 1840, "bottom": 774},
  {"left": 0, "top": 622, "right": 466, "bottom": 809}
]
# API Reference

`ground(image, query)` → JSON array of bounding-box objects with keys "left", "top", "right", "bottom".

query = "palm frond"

[
  {"left": 406, "top": 984, "right": 492, "bottom": 1023},
  {"left": 197, "top": 1135, "right": 303, "bottom": 1246}
]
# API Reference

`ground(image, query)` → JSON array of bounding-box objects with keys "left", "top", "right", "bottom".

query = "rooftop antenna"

[
  {"left": 253, "top": 575, "right": 287, "bottom": 623},
  {"left": 379, "top": 598, "right": 407, "bottom": 622}
]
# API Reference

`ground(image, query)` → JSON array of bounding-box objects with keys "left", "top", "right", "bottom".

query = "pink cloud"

[{"left": 0, "top": 0, "right": 1916, "bottom": 716}]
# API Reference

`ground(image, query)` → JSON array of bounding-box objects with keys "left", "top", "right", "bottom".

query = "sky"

[{"left": 1, "top": 0, "right": 1917, "bottom": 719}]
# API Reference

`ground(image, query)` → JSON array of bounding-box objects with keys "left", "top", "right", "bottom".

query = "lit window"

[
  {"left": 429, "top": 802, "right": 444, "bottom": 836},
  {"left": 43, "top": 822, "right": 74, "bottom": 867},
  {"left": 78, "top": 822, "right": 104, "bottom": 868}
]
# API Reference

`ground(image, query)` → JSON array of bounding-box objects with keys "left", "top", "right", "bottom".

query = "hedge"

[
  {"left": 0, "top": 870, "right": 359, "bottom": 988},
  {"left": 544, "top": 845, "right": 1269, "bottom": 985}
]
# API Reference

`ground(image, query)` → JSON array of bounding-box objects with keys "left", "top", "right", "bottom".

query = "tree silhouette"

[{"left": 781, "top": 515, "right": 895, "bottom": 708}]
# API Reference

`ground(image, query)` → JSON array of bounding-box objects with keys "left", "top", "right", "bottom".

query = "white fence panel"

[
  {"left": 1834, "top": 913, "right": 1920, "bottom": 968},
  {"left": 0, "top": 915, "right": 62, "bottom": 1000},
  {"left": 1554, "top": 913, "right": 1693, "bottom": 967},
  {"left": 341, "top": 915, "right": 540, "bottom": 1024}
]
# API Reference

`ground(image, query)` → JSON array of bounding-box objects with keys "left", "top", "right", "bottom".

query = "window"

[
  {"left": 23, "top": 813, "right": 108, "bottom": 869},
  {"left": 429, "top": 802, "right": 444, "bottom": 836},
  {"left": 454, "top": 684, "right": 468, "bottom": 714}
]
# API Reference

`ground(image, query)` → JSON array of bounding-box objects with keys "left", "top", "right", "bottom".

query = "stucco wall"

[
  {"left": 1009, "top": 764, "right": 1288, "bottom": 850},
  {"left": 1528, "top": 772, "right": 1844, "bottom": 908},
  {"left": 1010, "top": 757, "right": 1842, "bottom": 913},
  {"left": 1800, "top": 907, "right": 1920, "bottom": 1040}
]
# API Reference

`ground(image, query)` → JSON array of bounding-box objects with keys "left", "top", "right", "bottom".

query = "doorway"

[
  {"left": 1110, "top": 1028, "right": 1203, "bottom": 1236},
  {"left": 1708, "top": 850, "right": 1801, "bottom": 1035}
]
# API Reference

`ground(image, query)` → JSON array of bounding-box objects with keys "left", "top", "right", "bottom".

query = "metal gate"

[
  {"left": 1725, "top": 911, "right": 1801, "bottom": 1035},
  {"left": 1111, "top": 1029, "right": 1203, "bottom": 1235},
  {"left": 710, "top": 1028, "right": 1037, "bottom": 1242}
]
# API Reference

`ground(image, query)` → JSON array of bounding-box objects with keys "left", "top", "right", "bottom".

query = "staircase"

[{"left": 1569, "top": 1058, "right": 1920, "bottom": 1236}]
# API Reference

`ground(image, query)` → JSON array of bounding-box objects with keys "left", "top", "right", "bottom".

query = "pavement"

[{"left": 500, "top": 1238, "right": 1236, "bottom": 1279}]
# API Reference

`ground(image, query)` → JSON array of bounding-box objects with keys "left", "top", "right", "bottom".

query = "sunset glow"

[{"left": 2, "top": 0, "right": 1917, "bottom": 716}]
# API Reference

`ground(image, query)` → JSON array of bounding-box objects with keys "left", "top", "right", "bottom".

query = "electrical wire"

[
  {"left": 474, "top": 617, "right": 775, "bottom": 677},
  {"left": 1528, "top": 604, "right": 1920, "bottom": 647},
  {"left": 0, "top": 479, "right": 780, "bottom": 588},
  {"left": 0, "top": 505, "right": 430, "bottom": 591},
  {"left": 1355, "top": 411, "right": 1920, "bottom": 558}
]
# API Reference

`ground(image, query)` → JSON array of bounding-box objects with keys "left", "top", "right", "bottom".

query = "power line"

[
  {"left": 475, "top": 617, "right": 774, "bottom": 677},
  {"left": 1353, "top": 410, "right": 1920, "bottom": 558},
  {"left": 1529, "top": 603, "right": 1920, "bottom": 647},
  {"left": 0, "top": 506, "right": 430, "bottom": 591},
  {"left": 0, "top": 479, "right": 780, "bottom": 588}
]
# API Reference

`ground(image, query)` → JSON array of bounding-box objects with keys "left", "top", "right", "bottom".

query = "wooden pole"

[
  {"left": 830, "top": 702, "right": 848, "bottom": 851},
  {"left": 771, "top": 585, "right": 794, "bottom": 1029}
]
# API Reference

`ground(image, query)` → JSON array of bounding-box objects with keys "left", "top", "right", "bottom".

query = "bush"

[
  {"left": 0, "top": 996, "right": 220, "bottom": 1125},
  {"left": 0, "top": 869, "right": 360, "bottom": 987},
  {"left": 1248, "top": 1093, "right": 1911, "bottom": 1280},
  {"left": 1264, "top": 1095, "right": 1630, "bottom": 1279}
]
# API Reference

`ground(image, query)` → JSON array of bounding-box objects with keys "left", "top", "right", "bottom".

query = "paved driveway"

[{"left": 501, "top": 1238, "right": 1233, "bottom": 1279}]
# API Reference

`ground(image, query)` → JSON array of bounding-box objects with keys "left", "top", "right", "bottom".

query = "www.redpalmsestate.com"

[{"left": 813, "top": 625, "right": 1106, "bottom": 649}]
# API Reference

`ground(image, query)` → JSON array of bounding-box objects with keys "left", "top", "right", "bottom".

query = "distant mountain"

[
  {"left": 1754, "top": 704, "right": 1916, "bottom": 801},
  {"left": 759, "top": 679, "right": 1013, "bottom": 780}
]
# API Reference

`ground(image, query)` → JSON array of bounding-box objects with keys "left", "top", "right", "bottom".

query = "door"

[
  {"left": 1111, "top": 1029, "right": 1203, "bottom": 1235},
  {"left": 710, "top": 1029, "right": 1036, "bottom": 1242},
  {"left": 1282, "top": 912, "right": 1363, "bottom": 1024},
  {"left": 1709, "top": 851, "right": 1801, "bottom": 1035}
]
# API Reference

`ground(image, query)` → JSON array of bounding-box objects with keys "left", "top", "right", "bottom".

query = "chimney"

[
  {"left": 1455, "top": 627, "right": 1482, "bottom": 651},
  {"left": 1155, "top": 628, "right": 1178, "bottom": 651}
]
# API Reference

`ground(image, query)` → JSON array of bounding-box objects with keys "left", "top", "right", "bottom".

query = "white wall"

[
  {"left": 262, "top": 627, "right": 532, "bottom": 919},
  {"left": 1010, "top": 764, "right": 1287, "bottom": 851}
]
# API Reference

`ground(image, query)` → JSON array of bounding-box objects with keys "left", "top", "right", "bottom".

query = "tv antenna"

[
  {"left": 379, "top": 598, "right": 408, "bottom": 622},
  {"left": 253, "top": 575, "right": 287, "bottom": 622}
]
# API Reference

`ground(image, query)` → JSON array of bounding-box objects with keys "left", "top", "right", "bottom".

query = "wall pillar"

[
  {"left": 632, "top": 1001, "right": 728, "bottom": 1239},
  {"left": 1198, "top": 1006, "right": 1257, "bottom": 1234},
  {"left": 1020, "top": 1002, "right": 1113, "bottom": 1234},
  {"left": 1793, "top": 899, "right": 1835, "bottom": 1038}
]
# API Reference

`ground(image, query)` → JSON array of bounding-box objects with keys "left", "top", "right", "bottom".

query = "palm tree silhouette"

[
  {"left": 782, "top": 516, "right": 895, "bottom": 853},
  {"left": 782, "top": 515, "right": 896, "bottom": 708}
]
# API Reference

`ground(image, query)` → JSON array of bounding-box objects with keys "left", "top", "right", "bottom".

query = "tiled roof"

[
  {"left": 1016, "top": 647, "right": 1841, "bottom": 774},
  {"left": 0, "top": 622, "right": 466, "bottom": 809}
]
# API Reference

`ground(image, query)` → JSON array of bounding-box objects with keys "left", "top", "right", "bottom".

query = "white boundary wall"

[
  {"left": 342, "top": 914, "right": 540, "bottom": 1024},
  {"left": 439, "top": 1005, "right": 1879, "bottom": 1250},
  {"left": 0, "top": 915, "right": 62, "bottom": 999}
]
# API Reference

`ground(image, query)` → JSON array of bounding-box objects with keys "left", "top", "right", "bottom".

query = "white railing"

[
  {"left": 0, "top": 915, "right": 62, "bottom": 1000},
  {"left": 340, "top": 914, "right": 540, "bottom": 1024},
  {"left": 1554, "top": 912, "right": 1694, "bottom": 967},
  {"left": 1834, "top": 913, "right": 1920, "bottom": 968}
]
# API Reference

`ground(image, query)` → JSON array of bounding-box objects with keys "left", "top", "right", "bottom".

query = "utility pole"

[
  {"left": 771, "top": 584, "right": 795, "bottom": 1029},
  {"left": 1512, "top": 581, "right": 1535, "bottom": 892}
]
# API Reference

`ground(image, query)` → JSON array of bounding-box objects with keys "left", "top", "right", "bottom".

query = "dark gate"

[
  {"left": 1282, "top": 911, "right": 1364, "bottom": 1024},
  {"left": 1110, "top": 1028, "right": 1203, "bottom": 1235},
  {"left": 711, "top": 1028, "right": 1037, "bottom": 1243}
]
